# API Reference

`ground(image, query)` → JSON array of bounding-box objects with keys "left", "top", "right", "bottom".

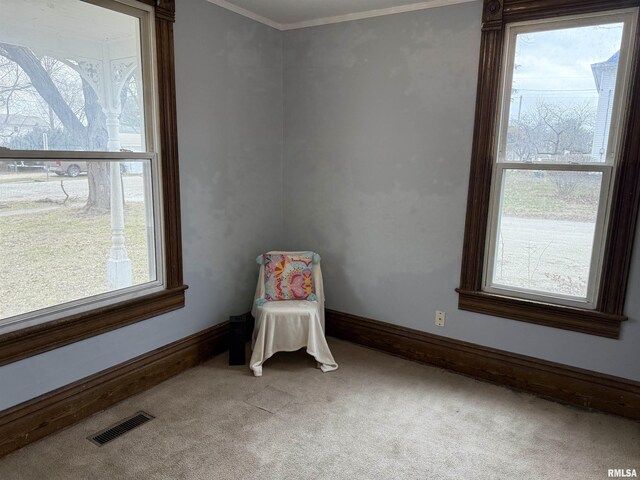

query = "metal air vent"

[{"left": 88, "top": 411, "right": 154, "bottom": 446}]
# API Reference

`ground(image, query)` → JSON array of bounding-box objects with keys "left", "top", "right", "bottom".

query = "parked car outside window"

[
  {"left": 6, "top": 161, "right": 46, "bottom": 172},
  {"left": 46, "top": 161, "right": 87, "bottom": 177}
]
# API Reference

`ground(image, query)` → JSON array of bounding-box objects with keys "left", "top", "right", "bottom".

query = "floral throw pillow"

[{"left": 263, "top": 254, "right": 315, "bottom": 301}]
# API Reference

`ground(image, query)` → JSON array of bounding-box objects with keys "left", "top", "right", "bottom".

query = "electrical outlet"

[{"left": 435, "top": 311, "right": 445, "bottom": 327}]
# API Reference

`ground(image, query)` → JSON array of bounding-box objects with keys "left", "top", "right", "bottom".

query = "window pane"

[
  {"left": 0, "top": 159, "right": 156, "bottom": 321},
  {"left": 0, "top": 0, "right": 146, "bottom": 152},
  {"left": 503, "top": 22, "right": 625, "bottom": 163},
  {"left": 491, "top": 169, "right": 602, "bottom": 299}
]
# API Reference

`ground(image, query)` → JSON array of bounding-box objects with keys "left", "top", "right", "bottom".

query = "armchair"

[{"left": 249, "top": 251, "right": 338, "bottom": 377}]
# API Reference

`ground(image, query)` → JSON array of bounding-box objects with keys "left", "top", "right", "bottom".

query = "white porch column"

[
  {"left": 74, "top": 42, "right": 136, "bottom": 291},
  {"left": 105, "top": 111, "right": 132, "bottom": 290}
]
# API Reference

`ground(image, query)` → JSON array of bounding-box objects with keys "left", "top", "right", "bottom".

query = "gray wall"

[
  {"left": 282, "top": 1, "right": 640, "bottom": 381},
  {"left": 0, "top": 0, "right": 283, "bottom": 411},
  {"left": 3, "top": 0, "right": 640, "bottom": 412}
]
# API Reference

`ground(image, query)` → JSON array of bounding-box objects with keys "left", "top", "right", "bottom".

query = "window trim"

[
  {"left": 0, "top": 0, "right": 186, "bottom": 366},
  {"left": 482, "top": 11, "right": 637, "bottom": 311},
  {"left": 457, "top": 0, "right": 640, "bottom": 339}
]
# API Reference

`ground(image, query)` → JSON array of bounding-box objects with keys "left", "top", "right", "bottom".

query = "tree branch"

[{"left": 0, "top": 43, "right": 87, "bottom": 148}]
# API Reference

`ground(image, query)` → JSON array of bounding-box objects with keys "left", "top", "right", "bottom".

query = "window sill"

[
  {"left": 0, "top": 285, "right": 188, "bottom": 367},
  {"left": 456, "top": 288, "right": 624, "bottom": 338}
]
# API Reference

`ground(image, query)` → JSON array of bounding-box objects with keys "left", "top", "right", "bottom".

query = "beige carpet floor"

[{"left": 1, "top": 338, "right": 639, "bottom": 480}]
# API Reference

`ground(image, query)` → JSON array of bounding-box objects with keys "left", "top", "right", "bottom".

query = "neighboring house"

[
  {"left": 591, "top": 51, "right": 619, "bottom": 162},
  {"left": 0, "top": 114, "right": 48, "bottom": 142},
  {"left": 0, "top": 115, "right": 49, "bottom": 170},
  {"left": 1, "top": 116, "right": 143, "bottom": 172}
]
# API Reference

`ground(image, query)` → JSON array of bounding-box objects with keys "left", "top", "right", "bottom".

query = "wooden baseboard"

[
  {"left": 3, "top": 311, "right": 638, "bottom": 458},
  {"left": 0, "top": 322, "right": 229, "bottom": 458},
  {"left": 326, "top": 310, "right": 640, "bottom": 420}
]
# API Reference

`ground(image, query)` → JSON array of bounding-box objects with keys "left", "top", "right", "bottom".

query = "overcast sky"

[{"left": 508, "top": 22, "right": 625, "bottom": 116}]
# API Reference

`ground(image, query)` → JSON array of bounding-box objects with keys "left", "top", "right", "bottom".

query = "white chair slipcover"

[{"left": 250, "top": 251, "right": 338, "bottom": 377}]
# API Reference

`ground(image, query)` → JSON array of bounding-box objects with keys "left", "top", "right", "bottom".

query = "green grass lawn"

[
  {"left": 0, "top": 171, "right": 86, "bottom": 184},
  {"left": 501, "top": 170, "right": 601, "bottom": 222},
  {"left": 0, "top": 203, "right": 152, "bottom": 319},
  {"left": 0, "top": 199, "right": 85, "bottom": 212}
]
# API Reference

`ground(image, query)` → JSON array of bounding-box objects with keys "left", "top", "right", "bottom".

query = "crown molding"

[
  {"left": 281, "top": 0, "right": 478, "bottom": 30},
  {"left": 205, "top": 0, "right": 283, "bottom": 29},
  {"left": 206, "top": 0, "right": 478, "bottom": 31}
]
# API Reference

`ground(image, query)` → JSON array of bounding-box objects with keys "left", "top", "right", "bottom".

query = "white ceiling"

[{"left": 206, "top": 0, "right": 476, "bottom": 30}]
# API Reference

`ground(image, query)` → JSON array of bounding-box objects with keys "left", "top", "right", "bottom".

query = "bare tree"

[
  {"left": 507, "top": 99, "right": 595, "bottom": 162},
  {"left": 82, "top": 77, "right": 111, "bottom": 212},
  {"left": 506, "top": 99, "right": 596, "bottom": 199},
  {"left": 119, "top": 74, "right": 141, "bottom": 134},
  {"left": 534, "top": 101, "right": 594, "bottom": 156},
  {"left": 0, "top": 58, "right": 33, "bottom": 143},
  {"left": 0, "top": 44, "right": 87, "bottom": 145},
  {"left": 0, "top": 42, "right": 111, "bottom": 212}
]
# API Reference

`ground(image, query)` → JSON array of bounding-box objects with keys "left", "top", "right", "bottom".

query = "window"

[
  {"left": 486, "top": 12, "right": 636, "bottom": 307},
  {"left": 0, "top": 0, "right": 185, "bottom": 364},
  {"left": 457, "top": 0, "right": 640, "bottom": 338}
]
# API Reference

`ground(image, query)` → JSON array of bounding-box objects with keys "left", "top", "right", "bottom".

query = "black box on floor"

[
  {"left": 229, "top": 315, "right": 247, "bottom": 366},
  {"left": 245, "top": 314, "right": 255, "bottom": 342}
]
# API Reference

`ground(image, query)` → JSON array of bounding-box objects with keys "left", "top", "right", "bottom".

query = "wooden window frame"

[
  {"left": 0, "top": 0, "right": 186, "bottom": 366},
  {"left": 457, "top": 0, "right": 640, "bottom": 339}
]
